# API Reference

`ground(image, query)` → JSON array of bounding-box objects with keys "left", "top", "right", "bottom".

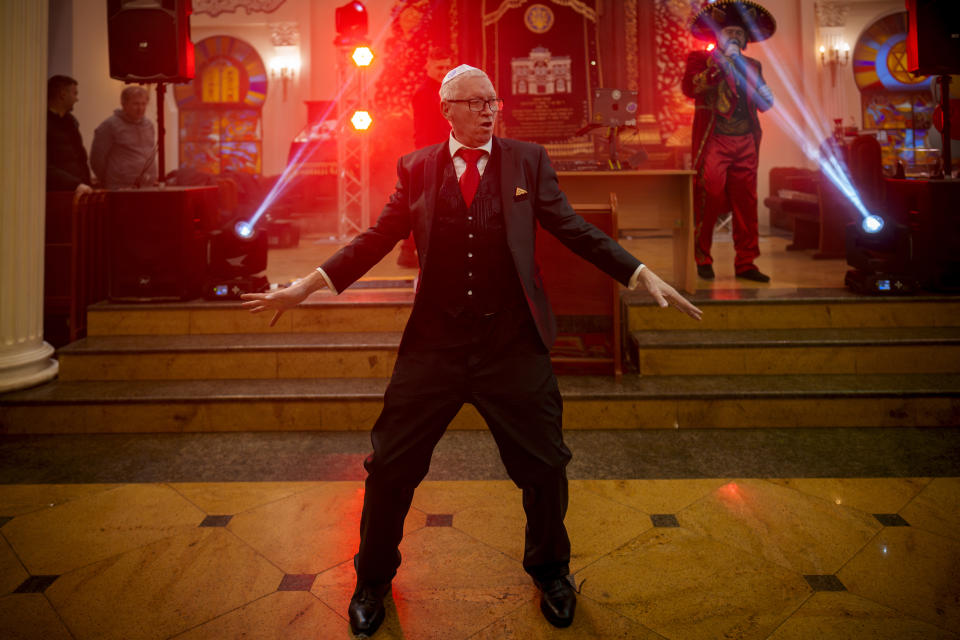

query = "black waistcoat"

[{"left": 406, "top": 147, "right": 528, "bottom": 349}]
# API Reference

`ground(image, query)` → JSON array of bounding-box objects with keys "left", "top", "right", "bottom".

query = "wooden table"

[{"left": 558, "top": 170, "right": 696, "bottom": 293}]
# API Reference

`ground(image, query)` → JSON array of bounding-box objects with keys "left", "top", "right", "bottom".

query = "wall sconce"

[
  {"left": 819, "top": 41, "right": 850, "bottom": 88},
  {"left": 269, "top": 45, "right": 301, "bottom": 101},
  {"left": 270, "top": 22, "right": 300, "bottom": 101}
]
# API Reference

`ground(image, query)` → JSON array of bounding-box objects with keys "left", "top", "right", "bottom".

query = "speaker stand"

[{"left": 156, "top": 82, "right": 166, "bottom": 181}]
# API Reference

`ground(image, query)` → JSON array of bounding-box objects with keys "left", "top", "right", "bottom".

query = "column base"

[{"left": 0, "top": 341, "right": 59, "bottom": 393}]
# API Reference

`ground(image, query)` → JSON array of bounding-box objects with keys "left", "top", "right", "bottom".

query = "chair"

[{"left": 536, "top": 193, "right": 623, "bottom": 376}]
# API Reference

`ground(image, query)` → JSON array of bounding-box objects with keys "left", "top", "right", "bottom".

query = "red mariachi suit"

[{"left": 682, "top": 49, "right": 772, "bottom": 272}]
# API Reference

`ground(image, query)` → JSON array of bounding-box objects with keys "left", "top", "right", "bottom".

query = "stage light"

[
  {"left": 335, "top": 1, "right": 368, "bottom": 46},
  {"left": 235, "top": 220, "right": 254, "bottom": 238},
  {"left": 862, "top": 214, "right": 885, "bottom": 234},
  {"left": 350, "top": 110, "right": 372, "bottom": 130},
  {"left": 352, "top": 46, "right": 374, "bottom": 67},
  {"left": 706, "top": 43, "right": 715, "bottom": 52}
]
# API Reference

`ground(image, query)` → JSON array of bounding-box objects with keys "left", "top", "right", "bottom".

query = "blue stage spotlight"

[
  {"left": 235, "top": 220, "right": 254, "bottom": 238},
  {"left": 862, "top": 214, "right": 885, "bottom": 234}
]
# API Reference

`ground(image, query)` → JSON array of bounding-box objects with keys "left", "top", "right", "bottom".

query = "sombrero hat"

[{"left": 690, "top": 0, "right": 777, "bottom": 43}]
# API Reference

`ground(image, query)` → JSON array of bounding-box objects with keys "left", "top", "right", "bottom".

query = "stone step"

[
  {"left": 57, "top": 333, "right": 403, "bottom": 381},
  {"left": 86, "top": 290, "right": 960, "bottom": 339},
  {"left": 628, "top": 327, "right": 960, "bottom": 376},
  {"left": 2, "top": 374, "right": 957, "bottom": 433},
  {"left": 623, "top": 289, "right": 960, "bottom": 331},
  {"left": 85, "top": 289, "right": 414, "bottom": 336}
]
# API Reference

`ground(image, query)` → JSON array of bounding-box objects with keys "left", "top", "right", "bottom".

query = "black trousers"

[{"left": 355, "top": 308, "right": 571, "bottom": 585}]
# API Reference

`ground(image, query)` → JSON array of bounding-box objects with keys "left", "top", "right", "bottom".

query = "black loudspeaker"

[
  {"left": 107, "top": 0, "right": 195, "bottom": 82},
  {"left": 906, "top": 0, "right": 960, "bottom": 75},
  {"left": 107, "top": 187, "right": 216, "bottom": 301}
]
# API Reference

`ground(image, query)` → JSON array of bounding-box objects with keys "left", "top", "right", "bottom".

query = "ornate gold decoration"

[{"left": 484, "top": 0, "right": 597, "bottom": 27}]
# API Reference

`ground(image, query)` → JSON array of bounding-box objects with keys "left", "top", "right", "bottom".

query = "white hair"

[
  {"left": 439, "top": 68, "right": 491, "bottom": 100},
  {"left": 121, "top": 85, "right": 149, "bottom": 104}
]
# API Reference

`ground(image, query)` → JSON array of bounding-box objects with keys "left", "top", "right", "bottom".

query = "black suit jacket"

[{"left": 321, "top": 136, "right": 642, "bottom": 349}]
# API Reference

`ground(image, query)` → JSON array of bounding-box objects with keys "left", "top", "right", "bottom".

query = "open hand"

[
  {"left": 638, "top": 268, "right": 703, "bottom": 321},
  {"left": 240, "top": 271, "right": 327, "bottom": 326}
]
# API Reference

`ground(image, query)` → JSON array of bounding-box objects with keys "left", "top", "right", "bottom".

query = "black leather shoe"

[
  {"left": 736, "top": 268, "right": 771, "bottom": 283},
  {"left": 348, "top": 581, "right": 390, "bottom": 637},
  {"left": 697, "top": 264, "right": 715, "bottom": 280},
  {"left": 534, "top": 576, "right": 576, "bottom": 628}
]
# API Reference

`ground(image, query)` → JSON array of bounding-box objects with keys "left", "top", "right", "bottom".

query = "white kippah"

[{"left": 441, "top": 64, "right": 481, "bottom": 88}]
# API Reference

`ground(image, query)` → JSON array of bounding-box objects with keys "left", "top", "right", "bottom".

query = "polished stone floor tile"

[
  {"left": 384, "top": 526, "right": 532, "bottom": 640},
  {"left": 766, "top": 591, "right": 960, "bottom": 640},
  {"left": 45, "top": 527, "right": 283, "bottom": 640},
  {"left": 565, "top": 484, "right": 655, "bottom": 573},
  {"left": 838, "top": 526, "right": 960, "bottom": 631},
  {"left": 0, "top": 593, "right": 74, "bottom": 640},
  {"left": 226, "top": 481, "right": 363, "bottom": 575},
  {"left": 410, "top": 480, "right": 517, "bottom": 515},
  {"left": 170, "top": 591, "right": 345, "bottom": 640},
  {"left": 471, "top": 592, "right": 666, "bottom": 639},
  {"left": 577, "top": 526, "right": 810, "bottom": 640},
  {"left": 899, "top": 477, "right": 960, "bottom": 542},
  {"left": 227, "top": 481, "right": 425, "bottom": 575},
  {"left": 0, "top": 534, "right": 28, "bottom": 595},
  {"left": 677, "top": 479, "right": 882, "bottom": 574},
  {"left": 169, "top": 481, "right": 319, "bottom": 516},
  {"left": 2, "top": 483, "right": 204, "bottom": 575},
  {"left": 312, "top": 527, "right": 533, "bottom": 640},
  {"left": 575, "top": 478, "right": 729, "bottom": 514},
  {"left": 309, "top": 559, "right": 361, "bottom": 631},
  {"left": 0, "top": 483, "right": 123, "bottom": 517},
  {"left": 766, "top": 478, "right": 931, "bottom": 515},
  {"left": 429, "top": 481, "right": 527, "bottom": 564}
]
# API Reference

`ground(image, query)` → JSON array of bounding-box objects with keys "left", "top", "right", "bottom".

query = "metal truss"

[{"left": 335, "top": 46, "right": 371, "bottom": 239}]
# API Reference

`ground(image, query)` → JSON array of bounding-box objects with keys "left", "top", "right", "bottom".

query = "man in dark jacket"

[
  {"left": 46, "top": 75, "right": 92, "bottom": 194},
  {"left": 682, "top": 0, "right": 776, "bottom": 282},
  {"left": 242, "top": 65, "right": 702, "bottom": 637}
]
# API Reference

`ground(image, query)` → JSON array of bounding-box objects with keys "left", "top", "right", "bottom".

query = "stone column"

[{"left": 0, "top": 0, "right": 59, "bottom": 393}]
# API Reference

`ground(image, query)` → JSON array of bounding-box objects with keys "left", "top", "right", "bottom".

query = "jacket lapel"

[
  {"left": 497, "top": 137, "right": 519, "bottom": 240},
  {"left": 418, "top": 143, "right": 443, "bottom": 256}
]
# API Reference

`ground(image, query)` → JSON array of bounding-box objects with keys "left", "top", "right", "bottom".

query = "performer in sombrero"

[{"left": 682, "top": 0, "right": 776, "bottom": 282}]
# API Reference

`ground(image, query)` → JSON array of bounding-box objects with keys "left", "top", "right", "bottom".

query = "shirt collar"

[{"left": 448, "top": 133, "right": 493, "bottom": 159}]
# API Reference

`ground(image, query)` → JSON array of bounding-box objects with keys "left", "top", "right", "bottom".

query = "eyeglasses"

[{"left": 446, "top": 97, "right": 504, "bottom": 112}]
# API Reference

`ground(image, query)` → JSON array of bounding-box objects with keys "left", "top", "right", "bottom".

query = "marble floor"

[{"left": 1, "top": 427, "right": 959, "bottom": 640}]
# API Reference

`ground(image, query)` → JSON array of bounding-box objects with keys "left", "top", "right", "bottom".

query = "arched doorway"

[
  {"left": 853, "top": 12, "right": 935, "bottom": 172},
  {"left": 174, "top": 36, "right": 267, "bottom": 175}
]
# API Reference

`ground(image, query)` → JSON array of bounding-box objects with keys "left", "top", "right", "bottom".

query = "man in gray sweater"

[{"left": 90, "top": 85, "right": 158, "bottom": 189}]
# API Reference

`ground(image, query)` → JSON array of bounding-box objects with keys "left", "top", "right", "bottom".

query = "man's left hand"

[{"left": 638, "top": 268, "right": 703, "bottom": 321}]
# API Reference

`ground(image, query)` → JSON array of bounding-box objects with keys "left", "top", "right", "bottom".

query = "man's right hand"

[
  {"left": 240, "top": 270, "right": 328, "bottom": 327},
  {"left": 723, "top": 41, "right": 741, "bottom": 57}
]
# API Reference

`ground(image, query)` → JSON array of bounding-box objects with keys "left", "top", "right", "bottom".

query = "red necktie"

[{"left": 457, "top": 148, "right": 485, "bottom": 208}]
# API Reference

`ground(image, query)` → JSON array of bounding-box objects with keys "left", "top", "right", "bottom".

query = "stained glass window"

[{"left": 175, "top": 36, "right": 267, "bottom": 175}]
